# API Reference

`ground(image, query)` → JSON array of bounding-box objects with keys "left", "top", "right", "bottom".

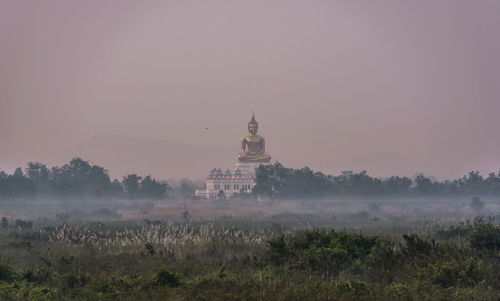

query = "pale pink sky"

[{"left": 1, "top": 1, "right": 500, "bottom": 180}]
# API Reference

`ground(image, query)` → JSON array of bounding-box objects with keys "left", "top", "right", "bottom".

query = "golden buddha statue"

[{"left": 238, "top": 112, "right": 271, "bottom": 163}]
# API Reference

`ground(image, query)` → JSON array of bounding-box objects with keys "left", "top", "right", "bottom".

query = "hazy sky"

[{"left": 1, "top": 0, "right": 500, "bottom": 180}]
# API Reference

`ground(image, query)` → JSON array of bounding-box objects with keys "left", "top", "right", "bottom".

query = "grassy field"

[{"left": 0, "top": 213, "right": 499, "bottom": 300}]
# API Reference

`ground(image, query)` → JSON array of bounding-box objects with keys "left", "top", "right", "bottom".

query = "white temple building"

[
  {"left": 195, "top": 113, "right": 271, "bottom": 199},
  {"left": 194, "top": 164, "right": 260, "bottom": 199}
]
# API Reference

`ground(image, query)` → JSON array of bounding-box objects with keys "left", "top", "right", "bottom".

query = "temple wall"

[{"left": 194, "top": 162, "right": 270, "bottom": 199}]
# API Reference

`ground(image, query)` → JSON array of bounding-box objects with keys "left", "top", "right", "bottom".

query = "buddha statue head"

[{"left": 248, "top": 112, "right": 258, "bottom": 136}]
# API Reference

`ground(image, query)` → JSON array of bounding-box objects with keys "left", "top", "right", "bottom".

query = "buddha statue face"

[
  {"left": 247, "top": 112, "right": 258, "bottom": 136},
  {"left": 248, "top": 123, "right": 258, "bottom": 135}
]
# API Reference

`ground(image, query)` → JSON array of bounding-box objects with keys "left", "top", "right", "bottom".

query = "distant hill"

[{"left": 72, "top": 134, "right": 237, "bottom": 180}]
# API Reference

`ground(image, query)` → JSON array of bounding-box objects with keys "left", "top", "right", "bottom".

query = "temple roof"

[{"left": 206, "top": 167, "right": 253, "bottom": 180}]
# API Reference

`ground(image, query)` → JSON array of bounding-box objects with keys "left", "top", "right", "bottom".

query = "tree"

[
  {"left": 0, "top": 167, "right": 35, "bottom": 199},
  {"left": 347, "top": 170, "right": 384, "bottom": 195},
  {"left": 25, "top": 162, "right": 51, "bottom": 196},
  {"left": 122, "top": 174, "right": 168, "bottom": 200},
  {"left": 461, "top": 171, "right": 485, "bottom": 196},
  {"left": 13, "top": 167, "right": 24, "bottom": 178},
  {"left": 122, "top": 174, "right": 142, "bottom": 199},
  {"left": 414, "top": 174, "right": 438, "bottom": 195},
  {"left": 383, "top": 176, "right": 412, "bottom": 195},
  {"left": 253, "top": 163, "right": 277, "bottom": 198},
  {"left": 178, "top": 178, "right": 197, "bottom": 199},
  {"left": 140, "top": 175, "right": 169, "bottom": 200},
  {"left": 254, "top": 162, "right": 333, "bottom": 199},
  {"left": 485, "top": 172, "right": 500, "bottom": 195},
  {"left": 50, "top": 157, "right": 116, "bottom": 198}
]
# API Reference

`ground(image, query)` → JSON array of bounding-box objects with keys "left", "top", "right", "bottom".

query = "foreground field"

[{"left": 0, "top": 216, "right": 499, "bottom": 300}]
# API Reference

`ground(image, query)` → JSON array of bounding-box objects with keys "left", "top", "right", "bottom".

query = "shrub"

[
  {"left": 335, "top": 280, "right": 370, "bottom": 296},
  {"left": 153, "top": 267, "right": 180, "bottom": 287},
  {"left": 266, "top": 229, "right": 378, "bottom": 274},
  {"left": 0, "top": 264, "right": 16, "bottom": 282},
  {"left": 436, "top": 222, "right": 474, "bottom": 241},
  {"left": 65, "top": 271, "right": 90, "bottom": 289},
  {"left": 400, "top": 234, "right": 437, "bottom": 259},
  {"left": 0, "top": 281, "right": 57, "bottom": 301},
  {"left": 470, "top": 222, "right": 500, "bottom": 251},
  {"left": 420, "top": 257, "right": 485, "bottom": 288},
  {"left": 22, "top": 269, "right": 47, "bottom": 284}
]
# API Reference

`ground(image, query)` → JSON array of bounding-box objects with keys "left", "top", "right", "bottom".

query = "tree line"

[
  {"left": 3, "top": 159, "right": 500, "bottom": 201},
  {"left": 253, "top": 162, "right": 500, "bottom": 199},
  {"left": 0, "top": 158, "right": 169, "bottom": 200}
]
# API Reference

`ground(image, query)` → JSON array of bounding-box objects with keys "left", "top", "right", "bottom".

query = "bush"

[
  {"left": 400, "top": 234, "right": 437, "bottom": 259},
  {"left": 470, "top": 222, "right": 500, "bottom": 251},
  {"left": 153, "top": 267, "right": 180, "bottom": 287},
  {"left": 335, "top": 280, "right": 370, "bottom": 296},
  {"left": 436, "top": 222, "right": 474, "bottom": 241},
  {"left": 0, "top": 281, "right": 57, "bottom": 301},
  {"left": 0, "top": 264, "right": 16, "bottom": 282},
  {"left": 22, "top": 269, "right": 48, "bottom": 284},
  {"left": 420, "top": 257, "right": 485, "bottom": 288},
  {"left": 266, "top": 229, "right": 378, "bottom": 274}
]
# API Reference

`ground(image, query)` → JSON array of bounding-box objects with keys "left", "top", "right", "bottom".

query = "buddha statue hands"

[{"left": 238, "top": 112, "right": 271, "bottom": 163}]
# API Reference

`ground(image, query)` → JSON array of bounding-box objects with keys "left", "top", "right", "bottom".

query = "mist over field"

[
  {"left": 1, "top": 159, "right": 500, "bottom": 299},
  {"left": 1, "top": 162, "right": 500, "bottom": 301},
  {"left": 1, "top": 158, "right": 499, "bottom": 227}
]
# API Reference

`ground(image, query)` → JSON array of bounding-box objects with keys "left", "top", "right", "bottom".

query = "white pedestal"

[{"left": 234, "top": 162, "right": 271, "bottom": 177}]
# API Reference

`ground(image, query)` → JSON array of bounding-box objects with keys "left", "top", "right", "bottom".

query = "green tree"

[
  {"left": 50, "top": 157, "right": 117, "bottom": 198},
  {"left": 383, "top": 176, "right": 412, "bottom": 195},
  {"left": 140, "top": 175, "right": 169, "bottom": 200},
  {"left": 414, "top": 174, "right": 438, "bottom": 195},
  {"left": 122, "top": 174, "right": 142, "bottom": 199},
  {"left": 0, "top": 168, "right": 36, "bottom": 199},
  {"left": 25, "top": 162, "right": 51, "bottom": 196},
  {"left": 178, "top": 178, "right": 197, "bottom": 199}
]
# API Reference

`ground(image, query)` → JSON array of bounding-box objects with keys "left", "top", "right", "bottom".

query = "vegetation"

[
  {"left": 0, "top": 216, "right": 499, "bottom": 300},
  {"left": 254, "top": 162, "right": 500, "bottom": 199},
  {"left": 3, "top": 159, "right": 500, "bottom": 202},
  {"left": 0, "top": 158, "right": 169, "bottom": 201},
  {"left": 2, "top": 160, "right": 500, "bottom": 299}
]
